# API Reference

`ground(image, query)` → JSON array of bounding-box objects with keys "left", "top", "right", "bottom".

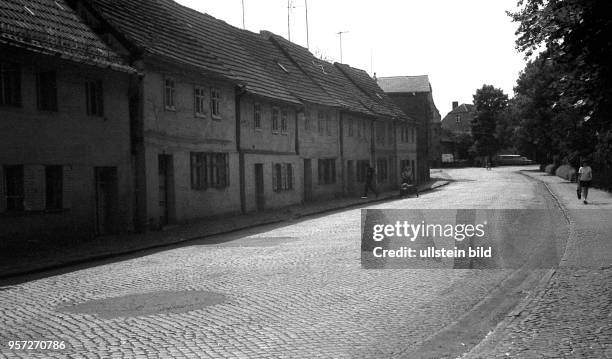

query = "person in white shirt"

[{"left": 577, "top": 160, "right": 593, "bottom": 204}]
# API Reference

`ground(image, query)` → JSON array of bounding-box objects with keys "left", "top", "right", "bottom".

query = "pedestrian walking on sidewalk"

[
  {"left": 362, "top": 166, "right": 378, "bottom": 199},
  {"left": 577, "top": 160, "right": 593, "bottom": 204}
]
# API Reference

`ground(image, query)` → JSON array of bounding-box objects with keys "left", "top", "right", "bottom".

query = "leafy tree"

[
  {"left": 509, "top": 0, "right": 612, "bottom": 170},
  {"left": 471, "top": 85, "right": 509, "bottom": 158}
]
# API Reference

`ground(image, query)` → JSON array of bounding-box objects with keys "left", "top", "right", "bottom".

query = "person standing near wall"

[{"left": 362, "top": 166, "right": 378, "bottom": 199}]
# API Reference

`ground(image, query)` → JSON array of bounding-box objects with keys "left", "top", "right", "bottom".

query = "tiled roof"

[
  {"left": 265, "top": 32, "right": 379, "bottom": 117},
  {"left": 447, "top": 104, "right": 474, "bottom": 115},
  {"left": 234, "top": 30, "right": 337, "bottom": 107},
  {"left": 165, "top": 1, "right": 303, "bottom": 105},
  {"left": 0, "top": 0, "right": 133, "bottom": 72},
  {"left": 335, "top": 63, "right": 411, "bottom": 121},
  {"left": 85, "top": 0, "right": 233, "bottom": 80},
  {"left": 377, "top": 76, "right": 432, "bottom": 93}
]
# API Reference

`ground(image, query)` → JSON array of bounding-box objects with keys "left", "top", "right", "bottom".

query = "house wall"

[
  {"left": 298, "top": 105, "right": 343, "bottom": 200},
  {"left": 386, "top": 92, "right": 431, "bottom": 184},
  {"left": 341, "top": 113, "right": 373, "bottom": 195},
  {"left": 397, "top": 121, "right": 418, "bottom": 183},
  {"left": 374, "top": 119, "right": 398, "bottom": 192},
  {"left": 239, "top": 95, "right": 301, "bottom": 211},
  {"left": 141, "top": 66, "right": 240, "bottom": 227},
  {"left": 0, "top": 51, "right": 133, "bottom": 243}
]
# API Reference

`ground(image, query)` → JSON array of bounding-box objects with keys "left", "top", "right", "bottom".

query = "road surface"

[{"left": 0, "top": 166, "right": 569, "bottom": 358}]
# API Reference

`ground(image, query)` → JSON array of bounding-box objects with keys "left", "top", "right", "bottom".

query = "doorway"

[
  {"left": 95, "top": 167, "right": 118, "bottom": 235},
  {"left": 158, "top": 155, "right": 172, "bottom": 226},
  {"left": 255, "top": 163, "right": 265, "bottom": 211},
  {"left": 303, "top": 159, "right": 312, "bottom": 202}
]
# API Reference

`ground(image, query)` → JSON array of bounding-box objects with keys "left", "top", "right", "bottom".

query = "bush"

[
  {"left": 545, "top": 164, "right": 557, "bottom": 174},
  {"left": 555, "top": 164, "right": 576, "bottom": 181}
]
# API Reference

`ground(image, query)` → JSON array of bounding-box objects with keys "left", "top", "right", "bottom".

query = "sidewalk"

[
  {"left": 0, "top": 180, "right": 449, "bottom": 279},
  {"left": 464, "top": 170, "right": 612, "bottom": 358}
]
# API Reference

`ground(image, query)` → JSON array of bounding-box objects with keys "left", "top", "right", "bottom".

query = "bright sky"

[{"left": 175, "top": 0, "right": 526, "bottom": 117}]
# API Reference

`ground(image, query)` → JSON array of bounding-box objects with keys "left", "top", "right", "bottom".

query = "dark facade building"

[
  {"left": 441, "top": 102, "right": 475, "bottom": 136},
  {"left": 377, "top": 75, "right": 441, "bottom": 182}
]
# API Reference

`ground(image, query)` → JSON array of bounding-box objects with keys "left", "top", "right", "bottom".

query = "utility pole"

[
  {"left": 304, "top": 0, "right": 310, "bottom": 49},
  {"left": 337, "top": 31, "right": 348, "bottom": 63},
  {"left": 241, "top": 0, "right": 245, "bottom": 29}
]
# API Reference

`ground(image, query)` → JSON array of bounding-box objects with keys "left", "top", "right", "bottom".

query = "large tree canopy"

[{"left": 471, "top": 85, "right": 509, "bottom": 157}]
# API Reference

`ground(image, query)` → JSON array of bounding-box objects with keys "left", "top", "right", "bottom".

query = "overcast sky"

[{"left": 175, "top": 0, "right": 527, "bottom": 116}]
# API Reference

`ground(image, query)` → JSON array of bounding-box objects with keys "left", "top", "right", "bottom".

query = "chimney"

[{"left": 452, "top": 101, "right": 458, "bottom": 110}]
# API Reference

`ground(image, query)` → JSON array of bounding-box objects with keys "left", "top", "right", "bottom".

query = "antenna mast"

[
  {"left": 241, "top": 0, "right": 245, "bottom": 29},
  {"left": 305, "top": 0, "right": 310, "bottom": 49},
  {"left": 337, "top": 31, "right": 348, "bottom": 63}
]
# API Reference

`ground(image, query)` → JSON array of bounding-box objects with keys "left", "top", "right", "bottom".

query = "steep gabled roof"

[
  {"left": 335, "top": 63, "right": 410, "bottom": 121},
  {"left": 265, "top": 32, "right": 377, "bottom": 117},
  {"left": 85, "top": 0, "right": 233, "bottom": 80},
  {"left": 377, "top": 75, "right": 432, "bottom": 94},
  {"left": 164, "top": 0, "right": 301, "bottom": 104},
  {"left": 0, "top": 0, "right": 133, "bottom": 72},
  {"left": 447, "top": 103, "right": 475, "bottom": 115},
  {"left": 234, "top": 30, "right": 337, "bottom": 107}
]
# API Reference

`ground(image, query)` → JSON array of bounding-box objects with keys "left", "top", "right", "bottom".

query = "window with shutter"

[
  {"left": 24, "top": 165, "right": 45, "bottom": 211},
  {"left": 45, "top": 165, "right": 63, "bottom": 210}
]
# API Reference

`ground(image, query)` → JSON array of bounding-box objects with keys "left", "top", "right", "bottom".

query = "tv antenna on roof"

[
  {"left": 337, "top": 30, "right": 349, "bottom": 63},
  {"left": 287, "top": 0, "right": 297, "bottom": 41},
  {"left": 241, "top": 0, "right": 245, "bottom": 29}
]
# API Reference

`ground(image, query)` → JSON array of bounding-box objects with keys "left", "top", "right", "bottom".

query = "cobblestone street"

[{"left": 0, "top": 167, "right": 608, "bottom": 358}]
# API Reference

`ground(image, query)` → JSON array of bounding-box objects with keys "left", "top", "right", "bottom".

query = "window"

[
  {"left": 304, "top": 111, "right": 311, "bottom": 131},
  {"left": 317, "top": 111, "right": 325, "bottom": 134},
  {"left": 4, "top": 165, "right": 24, "bottom": 211},
  {"left": 45, "top": 166, "right": 62, "bottom": 210},
  {"left": 411, "top": 127, "right": 416, "bottom": 143},
  {"left": 164, "top": 78, "right": 175, "bottom": 110},
  {"left": 388, "top": 123, "right": 394, "bottom": 145},
  {"left": 272, "top": 163, "right": 294, "bottom": 192},
  {"left": 376, "top": 122, "right": 385, "bottom": 144},
  {"left": 377, "top": 158, "right": 388, "bottom": 182},
  {"left": 254, "top": 103, "right": 262, "bottom": 129},
  {"left": 281, "top": 109, "right": 288, "bottom": 134},
  {"left": 0, "top": 62, "right": 21, "bottom": 107},
  {"left": 194, "top": 86, "right": 206, "bottom": 117},
  {"left": 36, "top": 71, "right": 57, "bottom": 111},
  {"left": 210, "top": 87, "right": 221, "bottom": 117},
  {"left": 325, "top": 112, "right": 331, "bottom": 135},
  {"left": 272, "top": 107, "right": 280, "bottom": 133},
  {"left": 318, "top": 159, "right": 336, "bottom": 185},
  {"left": 356, "top": 119, "right": 361, "bottom": 138},
  {"left": 356, "top": 160, "right": 369, "bottom": 183},
  {"left": 455, "top": 115, "right": 461, "bottom": 123},
  {"left": 85, "top": 80, "right": 104, "bottom": 116},
  {"left": 190, "top": 152, "right": 229, "bottom": 189},
  {"left": 348, "top": 118, "right": 354, "bottom": 137}
]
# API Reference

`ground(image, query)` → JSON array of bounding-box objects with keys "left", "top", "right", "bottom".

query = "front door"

[
  {"left": 347, "top": 160, "right": 355, "bottom": 194},
  {"left": 303, "top": 159, "right": 312, "bottom": 202},
  {"left": 95, "top": 167, "right": 118, "bottom": 235},
  {"left": 255, "top": 163, "right": 265, "bottom": 211},
  {"left": 158, "top": 155, "right": 171, "bottom": 226}
]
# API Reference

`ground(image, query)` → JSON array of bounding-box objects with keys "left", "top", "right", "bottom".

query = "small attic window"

[
  {"left": 275, "top": 61, "right": 289, "bottom": 73},
  {"left": 24, "top": 6, "right": 35, "bottom": 16}
]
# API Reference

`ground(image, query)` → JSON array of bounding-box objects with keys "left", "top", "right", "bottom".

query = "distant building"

[
  {"left": 441, "top": 102, "right": 475, "bottom": 136},
  {"left": 377, "top": 75, "right": 441, "bottom": 181}
]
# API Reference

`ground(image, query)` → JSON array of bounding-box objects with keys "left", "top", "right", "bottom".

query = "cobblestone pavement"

[
  {"left": 464, "top": 171, "right": 612, "bottom": 359},
  {"left": 0, "top": 167, "right": 569, "bottom": 358}
]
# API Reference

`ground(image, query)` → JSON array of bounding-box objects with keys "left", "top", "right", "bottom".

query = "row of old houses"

[{"left": 0, "top": 0, "right": 429, "bottom": 242}]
